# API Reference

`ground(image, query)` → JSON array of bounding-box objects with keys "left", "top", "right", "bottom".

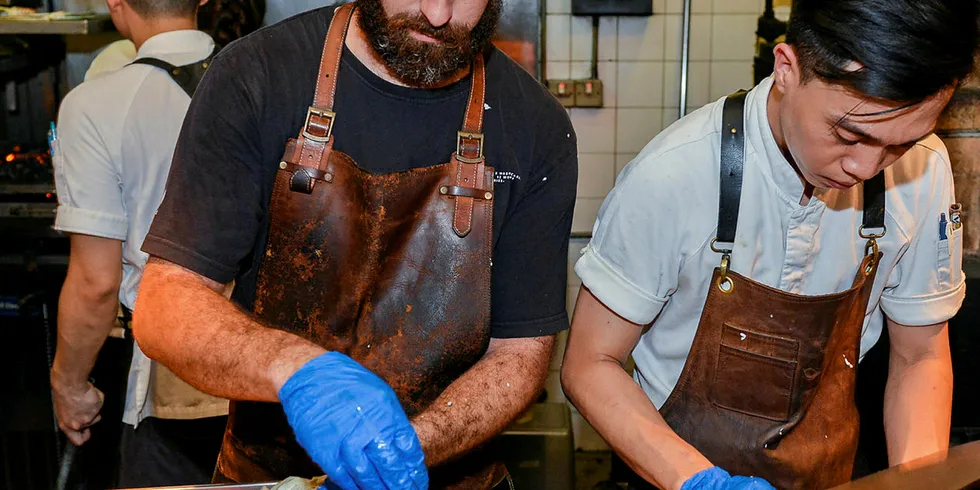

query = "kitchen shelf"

[{"left": 0, "top": 14, "right": 113, "bottom": 35}]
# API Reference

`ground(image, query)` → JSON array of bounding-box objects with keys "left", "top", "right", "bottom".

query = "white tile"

[
  {"left": 598, "top": 61, "right": 618, "bottom": 107},
  {"left": 572, "top": 198, "right": 604, "bottom": 234},
  {"left": 617, "top": 14, "right": 666, "bottom": 61},
  {"left": 664, "top": 14, "right": 712, "bottom": 61},
  {"left": 570, "top": 107, "right": 616, "bottom": 153},
  {"left": 577, "top": 153, "right": 616, "bottom": 199},
  {"left": 617, "top": 61, "right": 665, "bottom": 108},
  {"left": 571, "top": 409, "right": 610, "bottom": 450},
  {"left": 546, "top": 0, "right": 571, "bottom": 14},
  {"left": 709, "top": 61, "right": 753, "bottom": 100},
  {"left": 665, "top": 0, "right": 713, "bottom": 14},
  {"left": 598, "top": 16, "right": 618, "bottom": 61},
  {"left": 662, "top": 107, "right": 682, "bottom": 129},
  {"left": 663, "top": 60, "right": 711, "bottom": 110},
  {"left": 615, "top": 153, "right": 638, "bottom": 177},
  {"left": 571, "top": 15, "right": 594, "bottom": 62},
  {"left": 545, "top": 61, "right": 570, "bottom": 80},
  {"left": 712, "top": 0, "right": 764, "bottom": 14},
  {"left": 616, "top": 108, "right": 664, "bottom": 153},
  {"left": 653, "top": 0, "right": 667, "bottom": 13},
  {"left": 570, "top": 61, "right": 592, "bottom": 79},
  {"left": 546, "top": 14, "right": 572, "bottom": 62},
  {"left": 710, "top": 14, "right": 759, "bottom": 60}
]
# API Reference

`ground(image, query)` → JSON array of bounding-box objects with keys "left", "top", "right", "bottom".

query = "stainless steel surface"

[
  {"left": 0, "top": 14, "right": 113, "bottom": 35},
  {"left": 678, "top": 0, "right": 692, "bottom": 118}
]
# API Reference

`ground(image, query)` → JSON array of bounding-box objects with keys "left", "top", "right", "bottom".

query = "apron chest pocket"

[{"left": 710, "top": 324, "right": 800, "bottom": 422}]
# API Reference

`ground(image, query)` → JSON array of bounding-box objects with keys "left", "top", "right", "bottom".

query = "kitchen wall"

[{"left": 545, "top": 0, "right": 786, "bottom": 450}]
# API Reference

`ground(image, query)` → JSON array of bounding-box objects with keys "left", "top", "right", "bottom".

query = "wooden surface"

[{"left": 832, "top": 441, "right": 980, "bottom": 490}]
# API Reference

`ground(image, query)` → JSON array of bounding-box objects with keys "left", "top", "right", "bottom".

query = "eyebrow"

[{"left": 834, "top": 118, "right": 933, "bottom": 148}]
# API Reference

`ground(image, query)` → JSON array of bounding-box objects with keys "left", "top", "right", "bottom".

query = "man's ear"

[
  {"left": 772, "top": 43, "right": 802, "bottom": 96},
  {"left": 105, "top": 0, "right": 125, "bottom": 14}
]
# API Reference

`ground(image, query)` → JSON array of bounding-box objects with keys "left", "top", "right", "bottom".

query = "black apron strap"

[
  {"left": 715, "top": 90, "right": 748, "bottom": 251},
  {"left": 714, "top": 90, "right": 887, "bottom": 253},
  {"left": 130, "top": 45, "right": 219, "bottom": 98},
  {"left": 862, "top": 171, "right": 886, "bottom": 232}
]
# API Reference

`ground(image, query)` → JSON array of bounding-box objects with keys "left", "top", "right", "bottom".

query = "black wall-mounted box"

[{"left": 571, "top": 0, "right": 653, "bottom": 16}]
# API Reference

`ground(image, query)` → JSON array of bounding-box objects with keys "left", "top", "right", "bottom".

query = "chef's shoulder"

[
  {"left": 883, "top": 133, "right": 957, "bottom": 238},
  {"left": 58, "top": 59, "right": 154, "bottom": 132},
  {"left": 486, "top": 49, "right": 575, "bottom": 158},
  {"left": 613, "top": 101, "right": 724, "bottom": 210}
]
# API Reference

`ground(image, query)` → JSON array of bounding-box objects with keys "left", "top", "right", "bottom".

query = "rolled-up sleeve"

[
  {"left": 574, "top": 152, "right": 695, "bottom": 326},
  {"left": 880, "top": 142, "right": 966, "bottom": 326},
  {"left": 52, "top": 93, "right": 127, "bottom": 240}
]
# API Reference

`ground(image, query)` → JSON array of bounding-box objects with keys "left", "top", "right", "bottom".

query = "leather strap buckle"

[
  {"left": 456, "top": 131, "right": 484, "bottom": 164},
  {"left": 303, "top": 106, "right": 336, "bottom": 143}
]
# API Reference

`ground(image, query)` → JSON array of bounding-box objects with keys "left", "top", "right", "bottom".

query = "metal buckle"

[
  {"left": 456, "top": 131, "right": 484, "bottom": 164},
  {"left": 859, "top": 225, "right": 886, "bottom": 240},
  {"left": 302, "top": 106, "right": 336, "bottom": 143},
  {"left": 710, "top": 237, "right": 733, "bottom": 255},
  {"left": 716, "top": 253, "right": 735, "bottom": 294}
]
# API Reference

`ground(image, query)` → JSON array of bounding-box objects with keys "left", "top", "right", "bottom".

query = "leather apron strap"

[{"left": 712, "top": 91, "right": 887, "bottom": 261}]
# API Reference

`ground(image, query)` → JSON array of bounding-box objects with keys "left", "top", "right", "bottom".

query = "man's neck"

[
  {"left": 344, "top": 8, "right": 471, "bottom": 89},
  {"left": 766, "top": 82, "right": 815, "bottom": 205},
  {"left": 130, "top": 17, "right": 198, "bottom": 51}
]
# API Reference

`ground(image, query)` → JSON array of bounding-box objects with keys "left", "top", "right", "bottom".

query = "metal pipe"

[{"left": 679, "top": 0, "right": 693, "bottom": 119}]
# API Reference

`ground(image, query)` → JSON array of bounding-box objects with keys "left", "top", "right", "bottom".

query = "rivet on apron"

[
  {"left": 279, "top": 161, "right": 287, "bottom": 169},
  {"left": 803, "top": 367, "right": 820, "bottom": 380},
  {"left": 731, "top": 128, "right": 737, "bottom": 134},
  {"left": 203, "top": 62, "right": 209, "bottom": 69},
  {"left": 325, "top": 173, "right": 334, "bottom": 183},
  {"left": 440, "top": 186, "right": 449, "bottom": 195},
  {"left": 484, "top": 192, "right": 493, "bottom": 200}
]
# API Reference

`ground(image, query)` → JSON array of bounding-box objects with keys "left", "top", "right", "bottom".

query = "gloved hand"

[
  {"left": 681, "top": 467, "right": 777, "bottom": 490},
  {"left": 279, "top": 352, "right": 428, "bottom": 490}
]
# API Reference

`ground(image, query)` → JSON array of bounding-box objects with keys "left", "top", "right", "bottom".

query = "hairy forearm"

[
  {"left": 411, "top": 336, "right": 554, "bottom": 467},
  {"left": 562, "top": 357, "right": 711, "bottom": 490},
  {"left": 133, "top": 259, "right": 326, "bottom": 402},
  {"left": 52, "top": 272, "right": 119, "bottom": 386},
  {"left": 883, "top": 350, "right": 953, "bottom": 465}
]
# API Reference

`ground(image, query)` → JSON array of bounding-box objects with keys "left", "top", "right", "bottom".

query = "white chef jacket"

[
  {"left": 53, "top": 30, "right": 228, "bottom": 426},
  {"left": 575, "top": 76, "right": 966, "bottom": 409}
]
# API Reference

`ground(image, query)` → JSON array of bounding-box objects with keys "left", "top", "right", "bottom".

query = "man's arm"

[
  {"left": 561, "top": 286, "right": 713, "bottom": 490},
  {"left": 883, "top": 318, "right": 953, "bottom": 465},
  {"left": 132, "top": 257, "right": 327, "bottom": 401},
  {"left": 51, "top": 234, "right": 122, "bottom": 445},
  {"left": 411, "top": 334, "right": 554, "bottom": 467}
]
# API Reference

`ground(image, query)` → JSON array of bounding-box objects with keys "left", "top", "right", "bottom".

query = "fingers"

[
  {"left": 60, "top": 423, "right": 90, "bottom": 446},
  {"left": 364, "top": 440, "right": 427, "bottom": 490},
  {"left": 341, "top": 440, "right": 390, "bottom": 490},
  {"left": 324, "top": 463, "right": 358, "bottom": 490}
]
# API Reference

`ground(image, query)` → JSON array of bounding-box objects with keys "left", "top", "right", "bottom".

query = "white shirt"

[
  {"left": 84, "top": 39, "right": 137, "bottom": 81},
  {"left": 575, "top": 76, "right": 966, "bottom": 409},
  {"left": 53, "top": 30, "right": 228, "bottom": 426}
]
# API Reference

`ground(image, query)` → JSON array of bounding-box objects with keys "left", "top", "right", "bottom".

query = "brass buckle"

[
  {"left": 710, "top": 237, "right": 733, "bottom": 255},
  {"left": 859, "top": 225, "right": 886, "bottom": 240},
  {"left": 302, "top": 106, "right": 336, "bottom": 143},
  {"left": 863, "top": 238, "right": 879, "bottom": 275},
  {"left": 456, "top": 131, "right": 484, "bottom": 164},
  {"left": 716, "top": 253, "right": 735, "bottom": 294}
]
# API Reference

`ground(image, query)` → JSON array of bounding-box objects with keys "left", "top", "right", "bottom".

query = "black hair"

[
  {"left": 126, "top": 0, "right": 201, "bottom": 18},
  {"left": 198, "top": 0, "right": 266, "bottom": 48},
  {"left": 786, "top": 0, "right": 980, "bottom": 104}
]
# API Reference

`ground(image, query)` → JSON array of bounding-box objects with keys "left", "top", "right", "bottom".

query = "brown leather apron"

[
  {"left": 214, "top": 4, "right": 505, "bottom": 488},
  {"left": 632, "top": 92, "right": 887, "bottom": 490}
]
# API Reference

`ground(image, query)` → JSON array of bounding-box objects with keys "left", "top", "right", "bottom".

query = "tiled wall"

[{"left": 545, "top": 0, "right": 775, "bottom": 450}]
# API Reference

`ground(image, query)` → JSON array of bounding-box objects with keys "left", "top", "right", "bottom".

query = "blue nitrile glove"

[
  {"left": 279, "top": 352, "right": 428, "bottom": 490},
  {"left": 681, "top": 467, "right": 777, "bottom": 490}
]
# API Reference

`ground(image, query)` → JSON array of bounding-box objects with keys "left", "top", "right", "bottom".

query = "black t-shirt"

[{"left": 143, "top": 6, "right": 578, "bottom": 338}]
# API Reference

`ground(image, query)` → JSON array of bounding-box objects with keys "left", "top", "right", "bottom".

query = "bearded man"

[{"left": 130, "top": 1, "right": 578, "bottom": 489}]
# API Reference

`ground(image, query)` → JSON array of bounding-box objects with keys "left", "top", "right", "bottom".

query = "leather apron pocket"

[{"left": 710, "top": 324, "right": 799, "bottom": 421}]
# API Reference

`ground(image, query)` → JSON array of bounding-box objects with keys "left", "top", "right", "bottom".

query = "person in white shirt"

[
  {"left": 84, "top": 39, "right": 137, "bottom": 81},
  {"left": 561, "top": 1, "right": 977, "bottom": 489},
  {"left": 50, "top": 0, "right": 228, "bottom": 485}
]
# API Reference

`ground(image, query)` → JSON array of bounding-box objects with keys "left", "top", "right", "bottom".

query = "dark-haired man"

[
  {"left": 51, "top": 0, "right": 228, "bottom": 486},
  {"left": 561, "top": 0, "right": 976, "bottom": 489},
  {"left": 132, "top": 0, "right": 577, "bottom": 489}
]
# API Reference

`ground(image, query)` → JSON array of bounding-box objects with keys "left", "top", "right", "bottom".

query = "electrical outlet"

[
  {"left": 547, "top": 79, "right": 576, "bottom": 108},
  {"left": 574, "top": 79, "right": 603, "bottom": 108}
]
